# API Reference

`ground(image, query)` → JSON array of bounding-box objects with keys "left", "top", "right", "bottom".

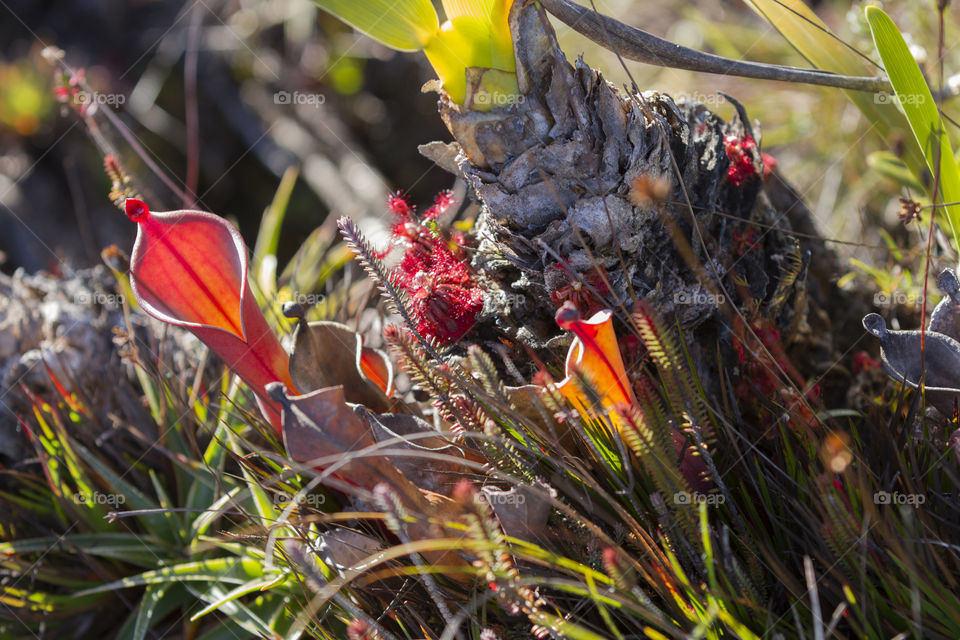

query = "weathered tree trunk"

[{"left": 420, "top": 0, "right": 861, "bottom": 405}]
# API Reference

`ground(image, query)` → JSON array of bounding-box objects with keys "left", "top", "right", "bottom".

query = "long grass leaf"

[
  {"left": 866, "top": 6, "right": 960, "bottom": 248},
  {"left": 74, "top": 557, "right": 265, "bottom": 596}
]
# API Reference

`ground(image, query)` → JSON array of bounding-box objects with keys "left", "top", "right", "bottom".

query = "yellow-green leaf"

[
  {"left": 441, "top": 0, "right": 514, "bottom": 70},
  {"left": 313, "top": 0, "right": 438, "bottom": 52},
  {"left": 424, "top": 13, "right": 518, "bottom": 105},
  {"left": 867, "top": 6, "right": 960, "bottom": 248},
  {"left": 74, "top": 557, "right": 265, "bottom": 596},
  {"left": 442, "top": 0, "right": 494, "bottom": 21},
  {"left": 253, "top": 166, "right": 298, "bottom": 302}
]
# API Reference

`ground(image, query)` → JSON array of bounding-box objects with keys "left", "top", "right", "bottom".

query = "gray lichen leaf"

[
  {"left": 269, "top": 384, "right": 376, "bottom": 464},
  {"left": 929, "top": 268, "right": 960, "bottom": 342},
  {"left": 356, "top": 407, "right": 470, "bottom": 494},
  {"left": 862, "top": 312, "right": 960, "bottom": 416},
  {"left": 268, "top": 383, "right": 423, "bottom": 501}
]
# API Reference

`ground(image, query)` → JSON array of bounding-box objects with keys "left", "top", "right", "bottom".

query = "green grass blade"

[
  {"left": 194, "top": 619, "right": 268, "bottom": 640},
  {"left": 0, "top": 585, "right": 105, "bottom": 615},
  {"left": 73, "top": 557, "right": 265, "bottom": 596},
  {"left": 190, "top": 486, "right": 243, "bottom": 542},
  {"left": 699, "top": 503, "right": 717, "bottom": 591},
  {"left": 70, "top": 440, "right": 173, "bottom": 539},
  {"left": 115, "top": 584, "right": 190, "bottom": 640},
  {"left": 188, "top": 574, "right": 287, "bottom": 621},
  {"left": 0, "top": 533, "right": 168, "bottom": 567},
  {"left": 866, "top": 6, "right": 960, "bottom": 249},
  {"left": 184, "top": 420, "right": 230, "bottom": 532},
  {"left": 866, "top": 151, "right": 926, "bottom": 193},
  {"left": 224, "top": 430, "right": 289, "bottom": 538},
  {"left": 187, "top": 583, "right": 289, "bottom": 637},
  {"left": 149, "top": 469, "right": 187, "bottom": 545},
  {"left": 131, "top": 583, "right": 172, "bottom": 640},
  {"left": 253, "top": 166, "right": 298, "bottom": 301}
]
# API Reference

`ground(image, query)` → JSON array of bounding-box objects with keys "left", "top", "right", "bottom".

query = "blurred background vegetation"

[{"left": 0, "top": 0, "right": 956, "bottom": 280}]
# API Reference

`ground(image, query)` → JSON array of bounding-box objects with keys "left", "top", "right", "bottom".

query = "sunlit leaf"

[
  {"left": 867, "top": 6, "right": 960, "bottom": 248},
  {"left": 312, "top": 0, "right": 438, "bottom": 51}
]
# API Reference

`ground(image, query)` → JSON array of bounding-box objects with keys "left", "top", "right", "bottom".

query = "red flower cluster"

[
  {"left": 852, "top": 351, "right": 880, "bottom": 374},
  {"left": 732, "top": 227, "right": 760, "bottom": 257},
  {"left": 384, "top": 191, "right": 483, "bottom": 344},
  {"left": 733, "top": 316, "right": 819, "bottom": 434},
  {"left": 53, "top": 68, "right": 90, "bottom": 116},
  {"left": 724, "top": 134, "right": 758, "bottom": 186},
  {"left": 549, "top": 264, "right": 609, "bottom": 315},
  {"left": 724, "top": 134, "right": 779, "bottom": 186}
]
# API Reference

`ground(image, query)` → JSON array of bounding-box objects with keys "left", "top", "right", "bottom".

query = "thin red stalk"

[
  {"left": 95, "top": 87, "right": 192, "bottom": 205},
  {"left": 921, "top": 3, "right": 949, "bottom": 373},
  {"left": 52, "top": 56, "right": 191, "bottom": 206}
]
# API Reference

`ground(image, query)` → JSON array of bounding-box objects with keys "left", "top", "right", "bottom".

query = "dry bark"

[{"left": 421, "top": 0, "right": 864, "bottom": 401}]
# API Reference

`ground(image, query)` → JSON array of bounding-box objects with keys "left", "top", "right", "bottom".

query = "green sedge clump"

[{"left": 313, "top": 0, "right": 519, "bottom": 110}]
